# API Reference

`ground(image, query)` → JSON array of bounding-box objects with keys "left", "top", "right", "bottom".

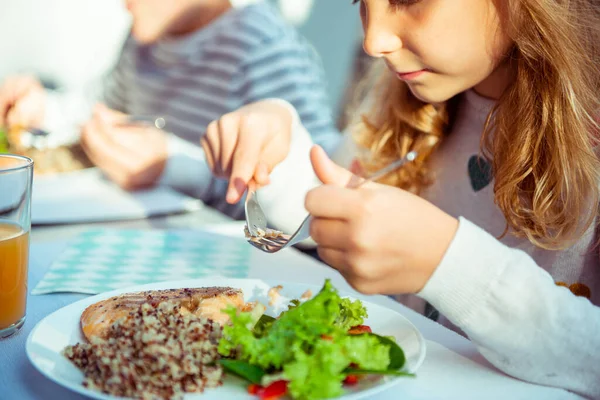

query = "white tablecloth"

[{"left": 0, "top": 221, "right": 583, "bottom": 400}]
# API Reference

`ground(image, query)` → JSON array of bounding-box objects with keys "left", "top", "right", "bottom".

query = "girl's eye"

[
  {"left": 389, "top": 0, "right": 421, "bottom": 7},
  {"left": 352, "top": 0, "right": 422, "bottom": 7}
]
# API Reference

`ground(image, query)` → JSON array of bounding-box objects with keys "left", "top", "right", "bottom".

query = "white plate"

[{"left": 26, "top": 278, "right": 426, "bottom": 399}]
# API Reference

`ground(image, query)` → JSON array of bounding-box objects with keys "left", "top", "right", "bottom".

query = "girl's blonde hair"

[{"left": 352, "top": 0, "right": 600, "bottom": 250}]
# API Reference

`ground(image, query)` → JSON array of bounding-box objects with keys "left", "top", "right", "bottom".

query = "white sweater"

[{"left": 257, "top": 93, "right": 600, "bottom": 399}]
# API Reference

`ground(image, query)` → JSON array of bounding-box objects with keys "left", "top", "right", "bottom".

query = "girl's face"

[{"left": 357, "top": 0, "right": 513, "bottom": 102}]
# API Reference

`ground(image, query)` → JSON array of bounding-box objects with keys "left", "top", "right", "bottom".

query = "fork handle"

[
  {"left": 360, "top": 150, "right": 418, "bottom": 185},
  {"left": 287, "top": 215, "right": 313, "bottom": 247}
]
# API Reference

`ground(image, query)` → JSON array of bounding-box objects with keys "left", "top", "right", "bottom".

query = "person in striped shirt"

[{"left": 0, "top": 0, "right": 339, "bottom": 218}]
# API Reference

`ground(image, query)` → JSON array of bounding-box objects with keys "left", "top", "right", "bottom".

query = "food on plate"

[
  {"left": 218, "top": 280, "right": 412, "bottom": 400},
  {"left": 267, "top": 285, "right": 283, "bottom": 306},
  {"left": 65, "top": 301, "right": 224, "bottom": 400},
  {"left": 0, "top": 127, "right": 92, "bottom": 174},
  {"left": 64, "top": 281, "right": 412, "bottom": 400},
  {"left": 80, "top": 287, "right": 248, "bottom": 341}
]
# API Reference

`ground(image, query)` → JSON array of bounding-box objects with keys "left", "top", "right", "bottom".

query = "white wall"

[{"left": 0, "top": 0, "right": 130, "bottom": 90}]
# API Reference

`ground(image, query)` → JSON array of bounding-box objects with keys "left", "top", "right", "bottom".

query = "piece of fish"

[{"left": 80, "top": 287, "right": 245, "bottom": 341}]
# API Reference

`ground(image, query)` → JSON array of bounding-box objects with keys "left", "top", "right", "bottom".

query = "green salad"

[
  {"left": 0, "top": 128, "right": 8, "bottom": 153},
  {"left": 218, "top": 280, "right": 412, "bottom": 400}
]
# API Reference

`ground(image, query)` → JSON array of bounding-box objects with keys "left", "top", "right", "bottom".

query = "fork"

[
  {"left": 21, "top": 116, "right": 167, "bottom": 149},
  {"left": 245, "top": 150, "right": 418, "bottom": 253},
  {"left": 24, "top": 116, "right": 166, "bottom": 138}
]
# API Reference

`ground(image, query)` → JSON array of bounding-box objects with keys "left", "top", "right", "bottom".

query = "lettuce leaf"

[
  {"left": 0, "top": 129, "right": 8, "bottom": 153},
  {"left": 218, "top": 280, "right": 395, "bottom": 400},
  {"left": 334, "top": 297, "right": 368, "bottom": 330}
]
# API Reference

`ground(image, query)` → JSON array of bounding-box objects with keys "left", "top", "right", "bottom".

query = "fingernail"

[
  {"left": 234, "top": 180, "right": 246, "bottom": 196},
  {"left": 226, "top": 188, "right": 236, "bottom": 204}
]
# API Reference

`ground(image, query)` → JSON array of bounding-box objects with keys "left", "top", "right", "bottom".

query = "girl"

[{"left": 202, "top": 0, "right": 600, "bottom": 397}]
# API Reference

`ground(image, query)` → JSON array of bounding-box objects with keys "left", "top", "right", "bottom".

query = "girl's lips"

[{"left": 396, "top": 69, "right": 428, "bottom": 81}]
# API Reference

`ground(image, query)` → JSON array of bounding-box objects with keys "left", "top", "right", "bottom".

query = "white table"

[{"left": 0, "top": 208, "right": 583, "bottom": 400}]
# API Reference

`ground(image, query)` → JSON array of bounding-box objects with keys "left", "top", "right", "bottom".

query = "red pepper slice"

[
  {"left": 260, "top": 380, "right": 288, "bottom": 400},
  {"left": 344, "top": 375, "right": 360, "bottom": 385},
  {"left": 247, "top": 384, "right": 262, "bottom": 395},
  {"left": 348, "top": 325, "right": 372, "bottom": 335}
]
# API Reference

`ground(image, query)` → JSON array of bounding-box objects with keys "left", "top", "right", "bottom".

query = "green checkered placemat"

[{"left": 32, "top": 229, "right": 251, "bottom": 295}]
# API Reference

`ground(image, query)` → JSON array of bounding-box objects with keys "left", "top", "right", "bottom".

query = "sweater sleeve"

[
  {"left": 254, "top": 99, "right": 353, "bottom": 243},
  {"left": 254, "top": 99, "right": 319, "bottom": 239},
  {"left": 419, "top": 217, "right": 600, "bottom": 399}
]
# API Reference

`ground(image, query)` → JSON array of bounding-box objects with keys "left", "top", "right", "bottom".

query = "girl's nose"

[{"left": 362, "top": 10, "right": 403, "bottom": 57}]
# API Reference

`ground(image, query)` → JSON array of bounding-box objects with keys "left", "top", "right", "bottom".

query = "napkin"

[{"left": 32, "top": 228, "right": 251, "bottom": 295}]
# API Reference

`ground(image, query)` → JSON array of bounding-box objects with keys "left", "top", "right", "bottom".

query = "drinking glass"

[{"left": 0, "top": 154, "right": 33, "bottom": 339}]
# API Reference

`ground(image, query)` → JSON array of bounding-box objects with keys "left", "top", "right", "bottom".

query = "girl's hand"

[
  {"left": 201, "top": 100, "right": 294, "bottom": 204},
  {"left": 0, "top": 75, "right": 46, "bottom": 129},
  {"left": 306, "top": 146, "right": 459, "bottom": 295},
  {"left": 80, "top": 104, "right": 168, "bottom": 190}
]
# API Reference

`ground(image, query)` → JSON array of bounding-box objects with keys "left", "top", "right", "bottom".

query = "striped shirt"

[{"left": 102, "top": 1, "right": 339, "bottom": 217}]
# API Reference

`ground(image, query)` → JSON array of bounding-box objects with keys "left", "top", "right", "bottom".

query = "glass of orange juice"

[{"left": 0, "top": 154, "right": 33, "bottom": 339}]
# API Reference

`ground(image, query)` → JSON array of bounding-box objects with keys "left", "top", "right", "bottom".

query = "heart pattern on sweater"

[{"left": 468, "top": 155, "right": 493, "bottom": 192}]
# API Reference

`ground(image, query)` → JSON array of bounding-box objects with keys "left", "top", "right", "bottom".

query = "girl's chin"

[{"left": 405, "top": 82, "right": 460, "bottom": 105}]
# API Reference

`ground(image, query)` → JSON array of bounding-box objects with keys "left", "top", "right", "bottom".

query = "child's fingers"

[
  {"left": 309, "top": 218, "right": 349, "bottom": 250},
  {"left": 5, "top": 108, "right": 19, "bottom": 128},
  {"left": 310, "top": 145, "right": 362, "bottom": 187},
  {"left": 227, "top": 131, "right": 264, "bottom": 203},
  {"left": 95, "top": 103, "right": 127, "bottom": 125},
  {"left": 0, "top": 91, "right": 12, "bottom": 127},
  {"left": 204, "top": 120, "right": 222, "bottom": 175},
  {"left": 81, "top": 118, "right": 134, "bottom": 172},
  {"left": 200, "top": 136, "right": 216, "bottom": 174},
  {"left": 253, "top": 162, "right": 271, "bottom": 186},
  {"left": 6, "top": 95, "right": 39, "bottom": 128},
  {"left": 305, "top": 185, "right": 362, "bottom": 220},
  {"left": 217, "top": 116, "right": 239, "bottom": 175},
  {"left": 316, "top": 246, "right": 348, "bottom": 273},
  {"left": 6, "top": 101, "right": 31, "bottom": 128}
]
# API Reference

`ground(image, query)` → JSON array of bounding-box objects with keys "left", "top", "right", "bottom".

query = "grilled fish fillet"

[{"left": 80, "top": 287, "right": 244, "bottom": 341}]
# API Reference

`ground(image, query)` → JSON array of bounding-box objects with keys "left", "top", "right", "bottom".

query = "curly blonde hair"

[{"left": 352, "top": 0, "right": 600, "bottom": 250}]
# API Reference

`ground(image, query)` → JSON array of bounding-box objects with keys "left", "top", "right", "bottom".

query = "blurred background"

[{"left": 0, "top": 0, "right": 362, "bottom": 124}]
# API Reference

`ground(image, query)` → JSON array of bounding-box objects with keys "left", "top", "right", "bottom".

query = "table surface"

[{"left": 0, "top": 207, "right": 583, "bottom": 400}]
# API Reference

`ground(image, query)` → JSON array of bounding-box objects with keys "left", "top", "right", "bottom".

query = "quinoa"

[
  {"left": 300, "top": 290, "right": 312, "bottom": 300},
  {"left": 64, "top": 301, "right": 224, "bottom": 400},
  {"left": 268, "top": 285, "right": 284, "bottom": 306},
  {"left": 244, "top": 224, "right": 286, "bottom": 243}
]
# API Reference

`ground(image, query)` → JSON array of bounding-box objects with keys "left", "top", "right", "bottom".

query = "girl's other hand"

[{"left": 306, "top": 145, "right": 459, "bottom": 295}]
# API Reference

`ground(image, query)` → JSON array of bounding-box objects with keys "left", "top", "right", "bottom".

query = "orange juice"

[{"left": 0, "top": 222, "right": 29, "bottom": 330}]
